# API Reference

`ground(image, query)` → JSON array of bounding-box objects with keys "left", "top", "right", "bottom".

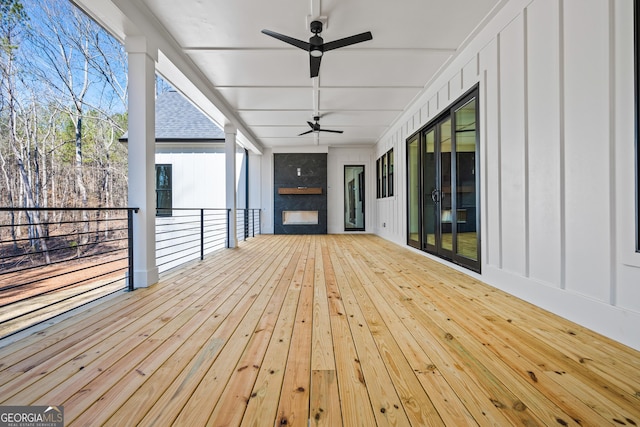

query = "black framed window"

[
  {"left": 382, "top": 153, "right": 388, "bottom": 198},
  {"left": 155, "top": 164, "right": 172, "bottom": 216},
  {"left": 376, "top": 159, "right": 382, "bottom": 199},
  {"left": 387, "top": 148, "right": 394, "bottom": 197},
  {"left": 375, "top": 148, "right": 394, "bottom": 199}
]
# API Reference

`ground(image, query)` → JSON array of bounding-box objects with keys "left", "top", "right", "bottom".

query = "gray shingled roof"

[{"left": 120, "top": 90, "right": 224, "bottom": 141}]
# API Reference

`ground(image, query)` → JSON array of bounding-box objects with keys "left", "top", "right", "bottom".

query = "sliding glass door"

[
  {"left": 407, "top": 87, "right": 480, "bottom": 272},
  {"left": 423, "top": 129, "right": 437, "bottom": 252},
  {"left": 454, "top": 98, "right": 478, "bottom": 263},
  {"left": 407, "top": 136, "right": 420, "bottom": 247}
]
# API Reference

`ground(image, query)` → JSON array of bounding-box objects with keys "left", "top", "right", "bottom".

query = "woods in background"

[{"left": 0, "top": 0, "right": 129, "bottom": 250}]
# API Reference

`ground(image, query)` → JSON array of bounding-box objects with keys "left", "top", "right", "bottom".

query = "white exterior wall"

[
  {"left": 155, "top": 147, "right": 245, "bottom": 208},
  {"left": 259, "top": 148, "right": 274, "bottom": 234},
  {"left": 253, "top": 0, "right": 640, "bottom": 350},
  {"left": 374, "top": 0, "right": 640, "bottom": 350},
  {"left": 248, "top": 151, "right": 262, "bottom": 210},
  {"left": 327, "top": 148, "right": 374, "bottom": 234},
  {"left": 375, "top": 132, "right": 404, "bottom": 243}
]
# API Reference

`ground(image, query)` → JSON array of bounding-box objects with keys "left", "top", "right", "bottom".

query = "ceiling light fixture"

[{"left": 309, "top": 47, "right": 323, "bottom": 57}]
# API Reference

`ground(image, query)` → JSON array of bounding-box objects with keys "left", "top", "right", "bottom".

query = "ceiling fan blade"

[
  {"left": 261, "top": 29, "right": 310, "bottom": 51},
  {"left": 319, "top": 129, "right": 344, "bottom": 134},
  {"left": 310, "top": 55, "right": 321, "bottom": 78},
  {"left": 323, "top": 31, "right": 373, "bottom": 52},
  {"left": 306, "top": 121, "right": 315, "bottom": 129},
  {"left": 298, "top": 130, "right": 314, "bottom": 136}
]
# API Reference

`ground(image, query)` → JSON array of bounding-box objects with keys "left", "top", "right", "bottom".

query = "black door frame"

[
  {"left": 406, "top": 85, "right": 481, "bottom": 272},
  {"left": 344, "top": 164, "right": 365, "bottom": 232}
]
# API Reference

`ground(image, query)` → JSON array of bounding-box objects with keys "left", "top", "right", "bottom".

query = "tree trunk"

[
  {"left": 75, "top": 114, "right": 89, "bottom": 246},
  {"left": 15, "top": 156, "right": 51, "bottom": 263},
  {"left": 3, "top": 25, "right": 51, "bottom": 264},
  {"left": 0, "top": 151, "right": 18, "bottom": 250}
]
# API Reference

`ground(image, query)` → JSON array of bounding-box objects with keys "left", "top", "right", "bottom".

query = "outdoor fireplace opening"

[{"left": 282, "top": 210, "right": 319, "bottom": 225}]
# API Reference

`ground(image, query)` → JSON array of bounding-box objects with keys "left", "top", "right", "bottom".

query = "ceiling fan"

[
  {"left": 299, "top": 116, "right": 343, "bottom": 136},
  {"left": 262, "top": 20, "right": 372, "bottom": 78}
]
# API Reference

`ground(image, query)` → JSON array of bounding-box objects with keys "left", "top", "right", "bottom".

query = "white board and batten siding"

[
  {"left": 375, "top": 0, "right": 640, "bottom": 351},
  {"left": 154, "top": 148, "right": 247, "bottom": 272},
  {"left": 327, "top": 148, "right": 374, "bottom": 234}
]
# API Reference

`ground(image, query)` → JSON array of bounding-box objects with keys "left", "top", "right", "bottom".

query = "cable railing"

[
  {"left": 156, "top": 208, "right": 261, "bottom": 273},
  {"left": 0, "top": 207, "right": 137, "bottom": 339},
  {"left": 0, "top": 206, "right": 261, "bottom": 338},
  {"left": 236, "top": 208, "right": 261, "bottom": 243}
]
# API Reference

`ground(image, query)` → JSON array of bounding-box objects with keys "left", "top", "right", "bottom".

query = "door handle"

[{"left": 431, "top": 189, "right": 440, "bottom": 203}]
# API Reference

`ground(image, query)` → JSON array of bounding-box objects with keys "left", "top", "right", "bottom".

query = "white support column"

[
  {"left": 126, "top": 36, "right": 159, "bottom": 288},
  {"left": 225, "top": 124, "right": 238, "bottom": 248}
]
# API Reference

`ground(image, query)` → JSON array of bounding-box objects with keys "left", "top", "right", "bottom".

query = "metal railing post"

[
  {"left": 127, "top": 208, "right": 136, "bottom": 291},
  {"left": 226, "top": 208, "right": 230, "bottom": 248},
  {"left": 200, "top": 209, "right": 204, "bottom": 260},
  {"left": 244, "top": 208, "right": 249, "bottom": 240},
  {"left": 252, "top": 209, "right": 256, "bottom": 237}
]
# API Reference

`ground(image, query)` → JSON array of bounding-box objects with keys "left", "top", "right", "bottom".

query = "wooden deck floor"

[{"left": 0, "top": 234, "right": 639, "bottom": 426}]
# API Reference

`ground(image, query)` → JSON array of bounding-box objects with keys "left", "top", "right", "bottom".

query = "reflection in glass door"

[
  {"left": 344, "top": 165, "right": 365, "bottom": 231},
  {"left": 455, "top": 98, "right": 478, "bottom": 262},
  {"left": 423, "top": 130, "right": 436, "bottom": 252},
  {"left": 407, "top": 137, "right": 420, "bottom": 247},
  {"left": 406, "top": 87, "right": 480, "bottom": 272},
  {"left": 439, "top": 118, "right": 453, "bottom": 256}
]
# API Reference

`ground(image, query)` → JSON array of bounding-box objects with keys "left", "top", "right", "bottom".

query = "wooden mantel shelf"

[{"left": 278, "top": 187, "right": 323, "bottom": 195}]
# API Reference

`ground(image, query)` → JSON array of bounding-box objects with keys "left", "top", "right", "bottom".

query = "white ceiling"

[{"left": 73, "top": 0, "right": 505, "bottom": 153}]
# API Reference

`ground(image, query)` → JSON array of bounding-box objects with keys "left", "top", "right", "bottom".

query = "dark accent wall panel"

[{"left": 274, "top": 153, "right": 327, "bottom": 234}]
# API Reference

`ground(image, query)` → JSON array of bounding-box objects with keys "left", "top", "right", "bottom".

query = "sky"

[{"left": 14, "top": 0, "right": 129, "bottom": 115}]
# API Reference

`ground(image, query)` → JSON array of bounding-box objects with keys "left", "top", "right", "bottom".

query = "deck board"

[{"left": 1, "top": 234, "right": 639, "bottom": 426}]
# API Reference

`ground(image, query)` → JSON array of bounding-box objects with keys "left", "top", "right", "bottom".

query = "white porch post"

[
  {"left": 225, "top": 124, "right": 238, "bottom": 248},
  {"left": 126, "top": 36, "right": 159, "bottom": 288}
]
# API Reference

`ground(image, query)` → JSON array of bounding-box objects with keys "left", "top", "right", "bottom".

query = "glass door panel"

[
  {"left": 423, "top": 129, "right": 437, "bottom": 251},
  {"left": 455, "top": 99, "right": 478, "bottom": 261},
  {"left": 406, "top": 87, "right": 479, "bottom": 272},
  {"left": 439, "top": 118, "right": 453, "bottom": 255},
  {"left": 407, "top": 136, "right": 420, "bottom": 248},
  {"left": 344, "top": 165, "right": 365, "bottom": 231}
]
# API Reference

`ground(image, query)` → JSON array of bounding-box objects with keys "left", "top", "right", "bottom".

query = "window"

[
  {"left": 387, "top": 149, "right": 394, "bottom": 196},
  {"left": 375, "top": 148, "right": 394, "bottom": 199},
  {"left": 155, "top": 164, "right": 172, "bottom": 216},
  {"left": 376, "top": 158, "right": 382, "bottom": 198},
  {"left": 382, "top": 153, "right": 387, "bottom": 198}
]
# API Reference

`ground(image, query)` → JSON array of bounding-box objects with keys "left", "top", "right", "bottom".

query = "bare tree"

[
  {"left": 0, "top": 0, "right": 50, "bottom": 260},
  {"left": 0, "top": 0, "right": 129, "bottom": 260},
  {"left": 27, "top": 0, "right": 89, "bottom": 243},
  {"left": 25, "top": 0, "right": 128, "bottom": 244}
]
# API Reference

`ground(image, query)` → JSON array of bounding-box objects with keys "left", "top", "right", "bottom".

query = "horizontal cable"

[{"left": 0, "top": 254, "right": 127, "bottom": 289}]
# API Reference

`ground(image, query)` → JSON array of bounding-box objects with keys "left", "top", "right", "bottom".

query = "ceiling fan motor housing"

[{"left": 310, "top": 20, "right": 323, "bottom": 34}]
